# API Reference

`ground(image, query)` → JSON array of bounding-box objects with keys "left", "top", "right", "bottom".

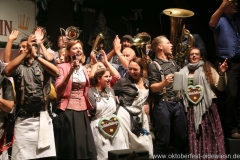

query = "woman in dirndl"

[
  {"left": 179, "top": 47, "right": 227, "bottom": 159},
  {"left": 55, "top": 40, "right": 97, "bottom": 160},
  {"left": 112, "top": 57, "right": 153, "bottom": 158},
  {"left": 88, "top": 68, "right": 127, "bottom": 160}
]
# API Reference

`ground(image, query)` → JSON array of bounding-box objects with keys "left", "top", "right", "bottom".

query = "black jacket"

[{"left": 113, "top": 76, "right": 149, "bottom": 106}]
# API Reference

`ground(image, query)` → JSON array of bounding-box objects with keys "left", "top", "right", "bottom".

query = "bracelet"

[{"left": 34, "top": 55, "right": 39, "bottom": 60}]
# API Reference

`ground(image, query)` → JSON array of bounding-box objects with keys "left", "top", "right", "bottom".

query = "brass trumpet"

[
  {"left": 60, "top": 26, "right": 81, "bottom": 40},
  {"left": 130, "top": 32, "right": 152, "bottom": 64},
  {"left": 92, "top": 32, "right": 105, "bottom": 54}
]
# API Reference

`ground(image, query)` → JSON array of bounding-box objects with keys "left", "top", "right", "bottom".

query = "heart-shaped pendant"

[
  {"left": 186, "top": 85, "right": 204, "bottom": 104},
  {"left": 98, "top": 114, "right": 120, "bottom": 139}
]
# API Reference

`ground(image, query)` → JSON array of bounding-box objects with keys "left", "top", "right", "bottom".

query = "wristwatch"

[
  {"left": 117, "top": 53, "right": 123, "bottom": 56},
  {"left": 34, "top": 55, "right": 39, "bottom": 60}
]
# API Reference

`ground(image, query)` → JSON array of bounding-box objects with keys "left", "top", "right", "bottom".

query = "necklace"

[{"left": 96, "top": 88, "right": 109, "bottom": 100}]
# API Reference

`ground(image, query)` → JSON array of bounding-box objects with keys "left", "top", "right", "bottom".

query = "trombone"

[{"left": 12, "top": 27, "right": 53, "bottom": 49}]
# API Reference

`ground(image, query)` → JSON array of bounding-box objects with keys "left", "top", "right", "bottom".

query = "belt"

[
  {"left": 17, "top": 108, "right": 41, "bottom": 118},
  {"left": 18, "top": 112, "right": 40, "bottom": 118},
  {"left": 162, "top": 97, "right": 181, "bottom": 102}
]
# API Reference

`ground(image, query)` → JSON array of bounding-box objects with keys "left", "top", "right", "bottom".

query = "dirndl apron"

[{"left": 90, "top": 90, "right": 128, "bottom": 160}]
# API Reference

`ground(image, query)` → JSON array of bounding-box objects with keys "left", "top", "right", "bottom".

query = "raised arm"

[
  {"left": 30, "top": 35, "right": 59, "bottom": 77},
  {"left": 106, "top": 49, "right": 115, "bottom": 61},
  {"left": 90, "top": 51, "right": 98, "bottom": 65},
  {"left": 89, "top": 61, "right": 103, "bottom": 78},
  {"left": 113, "top": 35, "right": 129, "bottom": 68},
  {"left": 34, "top": 53, "right": 59, "bottom": 77},
  {"left": 4, "top": 44, "right": 28, "bottom": 76},
  {"left": 4, "top": 30, "right": 19, "bottom": 63},
  {"left": 209, "top": 0, "right": 229, "bottom": 28},
  {"left": 39, "top": 41, "right": 54, "bottom": 61},
  {"left": 101, "top": 50, "right": 120, "bottom": 78}
]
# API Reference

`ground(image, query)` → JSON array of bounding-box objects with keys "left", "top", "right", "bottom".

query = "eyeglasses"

[
  {"left": 189, "top": 52, "right": 200, "bottom": 56},
  {"left": 229, "top": 0, "right": 239, "bottom": 4}
]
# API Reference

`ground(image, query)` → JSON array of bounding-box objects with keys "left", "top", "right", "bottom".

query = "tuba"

[
  {"left": 163, "top": 8, "right": 194, "bottom": 67},
  {"left": 130, "top": 32, "right": 152, "bottom": 64},
  {"left": 175, "top": 28, "right": 194, "bottom": 67},
  {"left": 92, "top": 32, "right": 105, "bottom": 54},
  {"left": 60, "top": 26, "right": 81, "bottom": 40}
]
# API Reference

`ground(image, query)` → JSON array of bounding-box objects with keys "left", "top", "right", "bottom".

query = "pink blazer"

[{"left": 55, "top": 63, "right": 92, "bottom": 111}]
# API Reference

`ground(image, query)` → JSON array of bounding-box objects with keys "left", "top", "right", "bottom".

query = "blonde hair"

[
  {"left": 151, "top": 35, "right": 167, "bottom": 52},
  {"left": 84, "top": 63, "right": 92, "bottom": 69}
]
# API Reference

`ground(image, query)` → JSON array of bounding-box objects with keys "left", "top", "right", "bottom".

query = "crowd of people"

[{"left": 0, "top": 0, "right": 239, "bottom": 159}]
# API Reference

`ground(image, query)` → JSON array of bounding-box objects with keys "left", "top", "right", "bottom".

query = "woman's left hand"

[{"left": 218, "top": 58, "right": 228, "bottom": 74}]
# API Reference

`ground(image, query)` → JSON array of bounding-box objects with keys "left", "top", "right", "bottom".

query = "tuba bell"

[
  {"left": 163, "top": 8, "right": 194, "bottom": 66},
  {"left": 175, "top": 28, "right": 194, "bottom": 66},
  {"left": 130, "top": 32, "right": 152, "bottom": 64},
  {"left": 60, "top": 26, "right": 81, "bottom": 40},
  {"left": 92, "top": 32, "right": 105, "bottom": 54}
]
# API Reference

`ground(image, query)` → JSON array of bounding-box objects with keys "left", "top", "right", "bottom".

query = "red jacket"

[{"left": 55, "top": 63, "right": 92, "bottom": 111}]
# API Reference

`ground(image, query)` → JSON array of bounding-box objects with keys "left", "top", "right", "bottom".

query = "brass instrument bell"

[
  {"left": 92, "top": 32, "right": 105, "bottom": 54},
  {"left": 130, "top": 32, "right": 152, "bottom": 62},
  {"left": 60, "top": 26, "right": 81, "bottom": 40},
  {"left": 163, "top": 8, "right": 194, "bottom": 67}
]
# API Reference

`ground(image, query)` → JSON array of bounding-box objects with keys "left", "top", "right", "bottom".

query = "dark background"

[{"left": 39, "top": 0, "right": 222, "bottom": 62}]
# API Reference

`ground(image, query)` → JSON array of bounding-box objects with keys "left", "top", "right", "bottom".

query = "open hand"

[
  {"left": 34, "top": 27, "right": 44, "bottom": 43},
  {"left": 113, "top": 35, "right": 121, "bottom": 53},
  {"left": 218, "top": 58, "right": 228, "bottom": 74},
  {"left": 27, "top": 35, "right": 37, "bottom": 49},
  {"left": 9, "top": 30, "right": 19, "bottom": 41},
  {"left": 100, "top": 50, "right": 108, "bottom": 65}
]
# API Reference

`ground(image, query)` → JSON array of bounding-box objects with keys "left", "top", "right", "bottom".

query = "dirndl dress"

[
  {"left": 55, "top": 82, "right": 97, "bottom": 159},
  {"left": 90, "top": 88, "right": 128, "bottom": 160}
]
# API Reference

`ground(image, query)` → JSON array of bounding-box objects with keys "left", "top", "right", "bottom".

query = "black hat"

[{"left": 122, "top": 35, "right": 133, "bottom": 40}]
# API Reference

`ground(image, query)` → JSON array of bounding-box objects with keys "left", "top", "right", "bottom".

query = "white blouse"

[{"left": 72, "top": 65, "right": 86, "bottom": 83}]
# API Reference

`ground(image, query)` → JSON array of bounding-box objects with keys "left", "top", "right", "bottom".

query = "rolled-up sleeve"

[
  {"left": 148, "top": 62, "right": 162, "bottom": 87},
  {"left": 209, "top": 20, "right": 221, "bottom": 34},
  {"left": 3, "top": 78, "right": 14, "bottom": 101}
]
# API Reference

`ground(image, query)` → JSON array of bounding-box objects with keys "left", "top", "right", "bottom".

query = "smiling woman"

[
  {"left": 179, "top": 47, "right": 228, "bottom": 159},
  {"left": 112, "top": 57, "right": 153, "bottom": 158},
  {"left": 87, "top": 68, "right": 128, "bottom": 160},
  {"left": 54, "top": 39, "right": 97, "bottom": 159}
]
